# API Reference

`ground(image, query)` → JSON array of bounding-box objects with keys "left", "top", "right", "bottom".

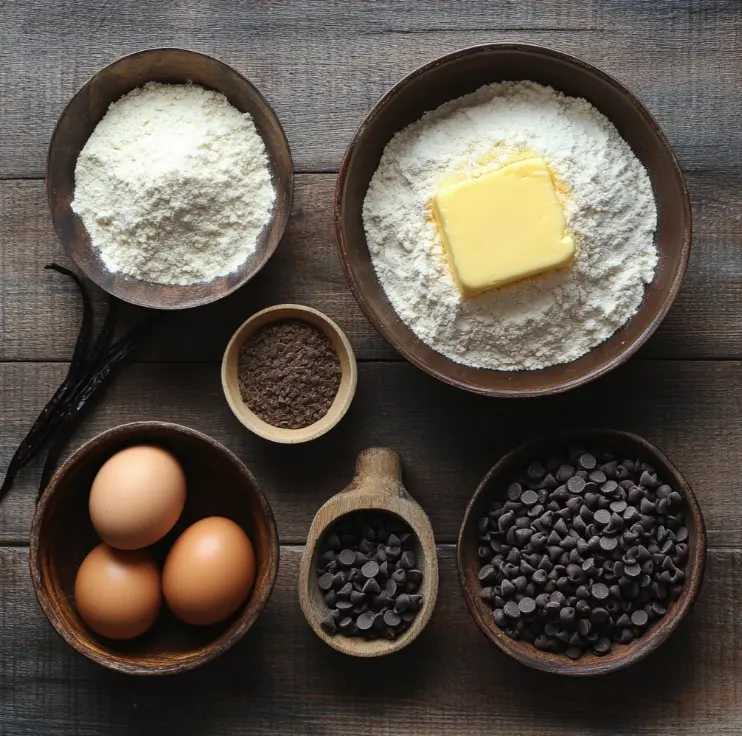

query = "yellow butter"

[{"left": 432, "top": 157, "right": 574, "bottom": 297}]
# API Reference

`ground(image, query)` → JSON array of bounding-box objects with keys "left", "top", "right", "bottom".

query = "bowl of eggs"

[{"left": 29, "top": 421, "right": 279, "bottom": 675}]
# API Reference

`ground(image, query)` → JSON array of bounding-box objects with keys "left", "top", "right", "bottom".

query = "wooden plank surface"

[
  {"left": 0, "top": 1, "right": 740, "bottom": 177},
  {"left": 2, "top": 359, "right": 741, "bottom": 547},
  {"left": 2, "top": 173, "right": 742, "bottom": 364},
  {"left": 1, "top": 545, "right": 740, "bottom": 736},
  {"left": 1, "top": 2, "right": 741, "bottom": 735}
]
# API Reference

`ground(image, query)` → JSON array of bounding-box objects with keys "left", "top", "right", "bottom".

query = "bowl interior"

[
  {"left": 301, "top": 509, "right": 435, "bottom": 657},
  {"left": 31, "top": 422, "right": 279, "bottom": 675},
  {"left": 47, "top": 48, "right": 293, "bottom": 310},
  {"left": 336, "top": 44, "right": 691, "bottom": 396},
  {"left": 222, "top": 305, "right": 358, "bottom": 444},
  {"left": 457, "top": 429, "right": 706, "bottom": 676}
]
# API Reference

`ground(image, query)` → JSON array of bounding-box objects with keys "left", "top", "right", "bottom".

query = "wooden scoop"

[{"left": 298, "top": 448, "right": 439, "bottom": 657}]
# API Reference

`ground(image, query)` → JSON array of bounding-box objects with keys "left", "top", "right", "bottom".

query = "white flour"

[
  {"left": 363, "top": 81, "right": 658, "bottom": 370},
  {"left": 72, "top": 82, "right": 275, "bottom": 285}
]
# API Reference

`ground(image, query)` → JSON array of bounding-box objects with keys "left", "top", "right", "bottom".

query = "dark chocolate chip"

[
  {"left": 392, "top": 568, "right": 407, "bottom": 585},
  {"left": 591, "top": 583, "right": 610, "bottom": 601},
  {"left": 521, "top": 489, "right": 539, "bottom": 506},
  {"left": 338, "top": 549, "right": 355, "bottom": 567},
  {"left": 394, "top": 594, "right": 411, "bottom": 613},
  {"left": 362, "top": 578, "right": 380, "bottom": 596},
  {"left": 507, "top": 483, "right": 523, "bottom": 501},
  {"left": 593, "top": 509, "right": 611, "bottom": 527},
  {"left": 383, "top": 610, "right": 402, "bottom": 627},
  {"left": 504, "top": 600, "right": 521, "bottom": 619},
  {"left": 579, "top": 454, "right": 597, "bottom": 471},
  {"left": 567, "top": 476, "right": 586, "bottom": 494},
  {"left": 478, "top": 565, "right": 498, "bottom": 584},
  {"left": 599, "top": 536, "right": 618, "bottom": 552},
  {"left": 631, "top": 609, "right": 649, "bottom": 627}
]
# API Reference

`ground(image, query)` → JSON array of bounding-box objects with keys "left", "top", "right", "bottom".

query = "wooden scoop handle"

[{"left": 344, "top": 447, "right": 408, "bottom": 500}]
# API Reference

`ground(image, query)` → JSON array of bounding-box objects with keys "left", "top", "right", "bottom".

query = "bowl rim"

[
  {"left": 334, "top": 42, "right": 693, "bottom": 397},
  {"left": 455, "top": 428, "right": 707, "bottom": 676},
  {"left": 46, "top": 46, "right": 295, "bottom": 311},
  {"left": 221, "top": 303, "right": 358, "bottom": 444},
  {"left": 29, "top": 420, "right": 280, "bottom": 675}
]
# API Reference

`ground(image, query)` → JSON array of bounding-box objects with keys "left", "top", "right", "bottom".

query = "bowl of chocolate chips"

[{"left": 457, "top": 430, "right": 706, "bottom": 676}]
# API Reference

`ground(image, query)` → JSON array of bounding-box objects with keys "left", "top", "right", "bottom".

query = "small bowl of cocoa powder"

[{"left": 221, "top": 305, "right": 357, "bottom": 443}]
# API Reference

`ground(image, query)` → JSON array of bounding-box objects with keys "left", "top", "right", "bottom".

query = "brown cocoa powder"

[{"left": 238, "top": 319, "right": 342, "bottom": 429}]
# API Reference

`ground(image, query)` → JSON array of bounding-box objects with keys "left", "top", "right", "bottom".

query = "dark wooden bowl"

[
  {"left": 47, "top": 48, "right": 294, "bottom": 310},
  {"left": 335, "top": 44, "right": 692, "bottom": 396},
  {"left": 457, "top": 429, "right": 706, "bottom": 676},
  {"left": 29, "top": 422, "right": 280, "bottom": 675}
]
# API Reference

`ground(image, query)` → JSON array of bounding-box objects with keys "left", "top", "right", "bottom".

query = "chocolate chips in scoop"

[
  {"left": 476, "top": 446, "right": 689, "bottom": 659},
  {"left": 317, "top": 512, "right": 423, "bottom": 640}
]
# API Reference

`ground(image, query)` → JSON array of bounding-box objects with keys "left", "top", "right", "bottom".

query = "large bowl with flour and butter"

[
  {"left": 335, "top": 44, "right": 691, "bottom": 397},
  {"left": 47, "top": 48, "right": 293, "bottom": 310}
]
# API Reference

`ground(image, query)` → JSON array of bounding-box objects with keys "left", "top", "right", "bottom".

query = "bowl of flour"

[
  {"left": 336, "top": 44, "right": 691, "bottom": 397},
  {"left": 47, "top": 48, "right": 293, "bottom": 310}
]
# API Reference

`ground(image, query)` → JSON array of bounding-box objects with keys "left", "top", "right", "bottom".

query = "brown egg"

[
  {"left": 89, "top": 445, "right": 186, "bottom": 550},
  {"left": 74, "top": 543, "right": 161, "bottom": 639},
  {"left": 163, "top": 516, "right": 256, "bottom": 626}
]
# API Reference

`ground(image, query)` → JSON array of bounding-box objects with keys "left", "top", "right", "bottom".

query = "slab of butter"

[{"left": 432, "top": 157, "right": 575, "bottom": 297}]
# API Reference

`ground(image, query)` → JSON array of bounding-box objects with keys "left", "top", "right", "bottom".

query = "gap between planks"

[{"left": 5, "top": 357, "right": 742, "bottom": 365}]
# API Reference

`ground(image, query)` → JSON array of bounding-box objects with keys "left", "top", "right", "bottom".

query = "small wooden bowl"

[
  {"left": 29, "top": 421, "right": 280, "bottom": 675},
  {"left": 335, "top": 43, "right": 692, "bottom": 396},
  {"left": 47, "top": 48, "right": 293, "bottom": 310},
  {"left": 457, "top": 429, "right": 706, "bottom": 676},
  {"left": 298, "top": 448, "right": 438, "bottom": 657},
  {"left": 221, "top": 304, "right": 357, "bottom": 444}
]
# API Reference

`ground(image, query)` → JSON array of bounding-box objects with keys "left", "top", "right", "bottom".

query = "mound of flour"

[
  {"left": 72, "top": 82, "right": 275, "bottom": 286},
  {"left": 363, "top": 81, "right": 658, "bottom": 371}
]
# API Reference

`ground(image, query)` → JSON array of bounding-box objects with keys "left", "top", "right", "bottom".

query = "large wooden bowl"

[
  {"left": 47, "top": 48, "right": 294, "bottom": 310},
  {"left": 335, "top": 44, "right": 691, "bottom": 396},
  {"left": 30, "top": 422, "right": 280, "bottom": 675},
  {"left": 457, "top": 430, "right": 706, "bottom": 676}
]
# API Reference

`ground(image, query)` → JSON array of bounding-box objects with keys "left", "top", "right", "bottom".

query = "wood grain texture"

[
  {"left": 2, "top": 173, "right": 742, "bottom": 363},
  {"left": 1, "top": 360, "right": 741, "bottom": 547},
  {"left": 0, "top": 176, "right": 398, "bottom": 363},
  {"left": 1, "top": 545, "right": 740, "bottom": 736},
  {"left": 0, "top": 1, "right": 739, "bottom": 734},
  {"left": 0, "top": 1, "right": 740, "bottom": 176}
]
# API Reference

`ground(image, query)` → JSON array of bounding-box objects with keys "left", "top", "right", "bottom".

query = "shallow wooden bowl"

[
  {"left": 299, "top": 448, "right": 438, "bottom": 657},
  {"left": 457, "top": 429, "right": 706, "bottom": 676},
  {"left": 221, "top": 304, "right": 358, "bottom": 444},
  {"left": 335, "top": 43, "right": 692, "bottom": 396},
  {"left": 47, "top": 48, "right": 293, "bottom": 310},
  {"left": 30, "top": 421, "right": 280, "bottom": 675}
]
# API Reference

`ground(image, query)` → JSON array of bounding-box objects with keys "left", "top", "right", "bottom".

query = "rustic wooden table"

[{"left": 1, "top": 1, "right": 741, "bottom": 734}]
